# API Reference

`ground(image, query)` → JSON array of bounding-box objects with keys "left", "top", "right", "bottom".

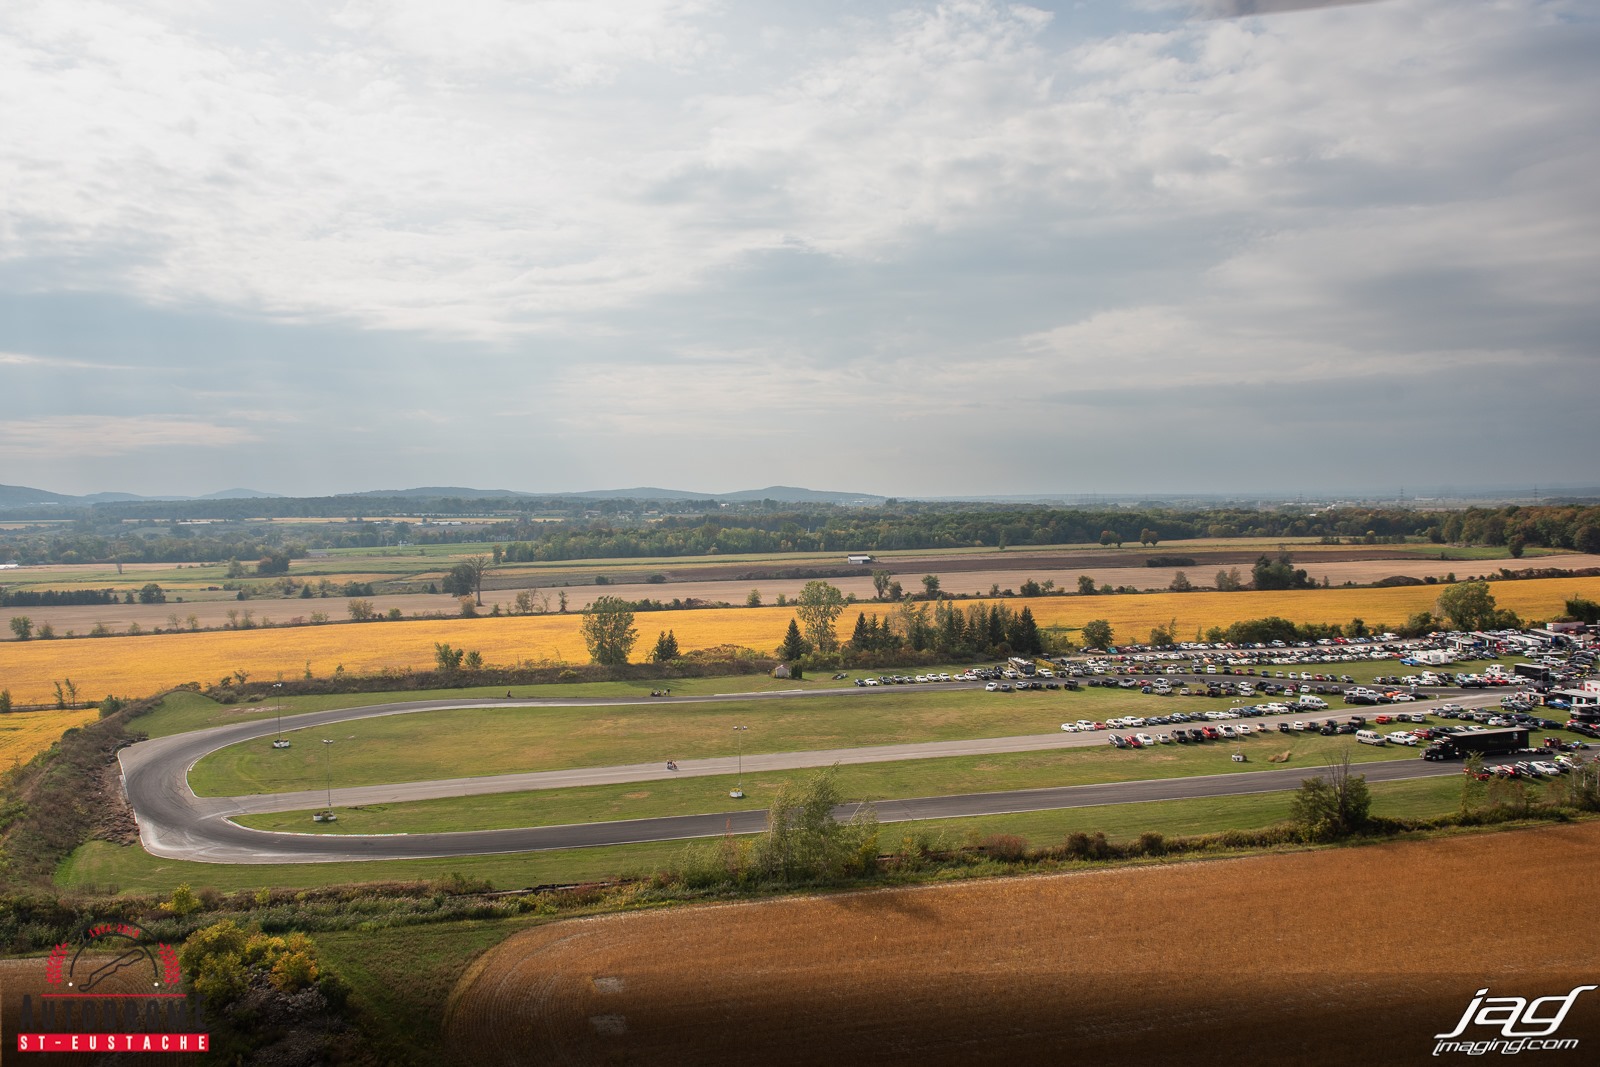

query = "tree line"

[{"left": 5, "top": 502, "right": 1600, "bottom": 568}]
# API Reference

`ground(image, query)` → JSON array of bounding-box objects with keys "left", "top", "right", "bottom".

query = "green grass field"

[
  {"left": 135, "top": 672, "right": 873, "bottom": 739},
  {"left": 188, "top": 683, "right": 1336, "bottom": 796},
  {"left": 229, "top": 731, "right": 1431, "bottom": 835}
]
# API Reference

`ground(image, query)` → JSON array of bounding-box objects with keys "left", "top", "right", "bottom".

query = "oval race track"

[{"left": 118, "top": 685, "right": 1491, "bottom": 864}]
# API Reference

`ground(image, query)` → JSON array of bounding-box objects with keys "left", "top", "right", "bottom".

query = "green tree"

[
  {"left": 1562, "top": 595, "right": 1600, "bottom": 625},
  {"left": 1076, "top": 575, "right": 1096, "bottom": 596},
  {"left": 462, "top": 554, "right": 492, "bottom": 605},
  {"left": 921, "top": 574, "right": 941, "bottom": 599},
  {"left": 1080, "top": 618, "right": 1113, "bottom": 650},
  {"left": 137, "top": 582, "right": 166, "bottom": 604},
  {"left": 652, "top": 629, "right": 680, "bottom": 662},
  {"left": 795, "top": 580, "right": 845, "bottom": 653},
  {"left": 581, "top": 596, "right": 638, "bottom": 666},
  {"left": 1169, "top": 571, "right": 1192, "bottom": 592},
  {"left": 0, "top": 689, "right": 11, "bottom": 714},
  {"left": 1435, "top": 580, "right": 1498, "bottom": 630},
  {"left": 1215, "top": 567, "right": 1244, "bottom": 591},
  {"left": 1252, "top": 552, "right": 1312, "bottom": 590},
  {"left": 347, "top": 599, "right": 375, "bottom": 621},
  {"left": 1007, "top": 605, "right": 1042, "bottom": 654},
  {"left": 1398, "top": 610, "right": 1438, "bottom": 637},
  {"left": 463, "top": 649, "right": 484, "bottom": 670},
  {"left": 1289, "top": 752, "right": 1371, "bottom": 841},
  {"left": 755, "top": 766, "right": 877, "bottom": 883},
  {"left": 779, "top": 618, "right": 811, "bottom": 661},
  {"left": 746, "top": 588, "right": 763, "bottom": 607},
  {"left": 871, "top": 570, "right": 892, "bottom": 600},
  {"left": 849, "top": 612, "right": 871, "bottom": 649},
  {"left": 442, "top": 555, "right": 492, "bottom": 605},
  {"left": 8, "top": 616, "right": 32, "bottom": 640}
]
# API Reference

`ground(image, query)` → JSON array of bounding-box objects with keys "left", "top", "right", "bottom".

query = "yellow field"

[
  {"left": 1, "top": 576, "right": 1597, "bottom": 706},
  {"left": 0, "top": 707, "right": 101, "bottom": 767},
  {"left": 1022, "top": 577, "right": 1600, "bottom": 641}
]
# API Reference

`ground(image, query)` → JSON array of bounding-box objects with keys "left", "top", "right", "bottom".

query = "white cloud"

[
  {"left": 1, "top": 1, "right": 1596, "bottom": 494},
  {"left": 0, "top": 350, "right": 133, "bottom": 370},
  {"left": 0, "top": 415, "right": 260, "bottom": 457},
  {"left": 2, "top": 0, "right": 1593, "bottom": 346}
]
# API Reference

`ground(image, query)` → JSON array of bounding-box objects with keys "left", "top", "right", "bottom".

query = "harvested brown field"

[
  {"left": 446, "top": 823, "right": 1600, "bottom": 1066},
  {"left": 8, "top": 548, "right": 1594, "bottom": 637}
]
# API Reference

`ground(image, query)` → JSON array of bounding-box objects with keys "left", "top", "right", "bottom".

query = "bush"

[
  {"left": 1062, "top": 831, "right": 1115, "bottom": 861},
  {"left": 193, "top": 952, "right": 250, "bottom": 1004},
  {"left": 1135, "top": 831, "right": 1167, "bottom": 857},
  {"left": 979, "top": 833, "right": 1029, "bottom": 862}
]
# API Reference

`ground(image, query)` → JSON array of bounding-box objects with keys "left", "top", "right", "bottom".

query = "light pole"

[
  {"left": 318, "top": 739, "right": 337, "bottom": 821},
  {"left": 272, "top": 682, "right": 287, "bottom": 748},
  {"left": 729, "top": 725, "right": 748, "bottom": 799}
]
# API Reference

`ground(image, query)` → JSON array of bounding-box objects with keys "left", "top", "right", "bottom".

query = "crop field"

[
  {"left": 0, "top": 707, "right": 100, "bottom": 768},
  {"left": 445, "top": 821, "right": 1600, "bottom": 1067},
  {"left": 5, "top": 574, "right": 1599, "bottom": 705}
]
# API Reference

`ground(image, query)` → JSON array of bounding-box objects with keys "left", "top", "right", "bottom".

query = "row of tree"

[{"left": 6, "top": 502, "right": 1600, "bottom": 568}]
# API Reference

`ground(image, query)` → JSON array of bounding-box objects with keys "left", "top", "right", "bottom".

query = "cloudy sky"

[{"left": 2, "top": 0, "right": 1595, "bottom": 498}]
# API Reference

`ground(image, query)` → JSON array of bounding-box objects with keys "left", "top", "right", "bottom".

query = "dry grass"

[
  {"left": 2, "top": 575, "right": 1598, "bottom": 705},
  {"left": 446, "top": 822, "right": 1600, "bottom": 1066}
]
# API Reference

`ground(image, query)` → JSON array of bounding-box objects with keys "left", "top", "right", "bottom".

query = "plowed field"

[{"left": 446, "top": 822, "right": 1600, "bottom": 1066}]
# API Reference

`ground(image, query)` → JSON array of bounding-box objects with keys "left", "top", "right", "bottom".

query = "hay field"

[
  {"left": 0, "top": 707, "right": 100, "bottom": 767},
  {"left": 446, "top": 822, "right": 1600, "bottom": 1067},
  {"left": 3, "top": 575, "right": 1599, "bottom": 705}
]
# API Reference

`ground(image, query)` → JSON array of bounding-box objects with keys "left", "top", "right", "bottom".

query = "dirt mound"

[{"left": 446, "top": 823, "right": 1600, "bottom": 1065}]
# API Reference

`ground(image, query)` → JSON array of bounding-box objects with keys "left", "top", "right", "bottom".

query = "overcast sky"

[{"left": 2, "top": 0, "right": 1596, "bottom": 499}]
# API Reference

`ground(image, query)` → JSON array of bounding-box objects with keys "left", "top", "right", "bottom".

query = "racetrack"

[{"left": 119, "top": 684, "right": 1502, "bottom": 865}]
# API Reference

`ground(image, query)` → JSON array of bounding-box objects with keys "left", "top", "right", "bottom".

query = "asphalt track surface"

[{"left": 119, "top": 683, "right": 1508, "bottom": 865}]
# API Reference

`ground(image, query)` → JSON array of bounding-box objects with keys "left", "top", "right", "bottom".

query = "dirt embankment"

[{"left": 447, "top": 822, "right": 1600, "bottom": 1066}]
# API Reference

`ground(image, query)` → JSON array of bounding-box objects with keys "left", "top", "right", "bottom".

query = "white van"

[{"left": 1356, "top": 729, "right": 1387, "bottom": 746}]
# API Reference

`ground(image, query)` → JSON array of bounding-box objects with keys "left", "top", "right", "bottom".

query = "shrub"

[
  {"left": 979, "top": 833, "right": 1029, "bottom": 862},
  {"left": 1136, "top": 831, "right": 1167, "bottom": 856},
  {"left": 193, "top": 952, "right": 250, "bottom": 1004}
]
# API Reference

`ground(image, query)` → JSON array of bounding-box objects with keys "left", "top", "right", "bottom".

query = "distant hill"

[
  {"left": 0, "top": 483, "right": 78, "bottom": 508},
  {"left": 713, "top": 485, "right": 886, "bottom": 504},
  {"left": 346, "top": 487, "right": 535, "bottom": 500},
  {"left": 565, "top": 486, "right": 716, "bottom": 501},
  {"left": 343, "top": 485, "right": 886, "bottom": 505},
  {"left": 0, "top": 484, "right": 279, "bottom": 509},
  {"left": 200, "top": 488, "right": 281, "bottom": 500}
]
